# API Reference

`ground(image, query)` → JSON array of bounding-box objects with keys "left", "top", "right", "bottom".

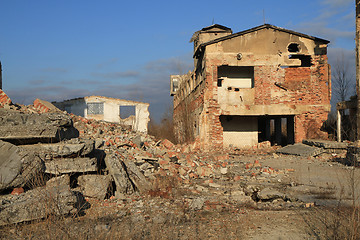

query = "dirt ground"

[{"left": 1, "top": 150, "right": 359, "bottom": 240}]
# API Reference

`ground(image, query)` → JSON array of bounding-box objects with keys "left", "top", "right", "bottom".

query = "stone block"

[
  {"left": 45, "top": 157, "right": 97, "bottom": 174},
  {"left": 0, "top": 140, "right": 44, "bottom": 191},
  {"left": 0, "top": 184, "right": 79, "bottom": 226},
  {"left": 104, "top": 154, "right": 135, "bottom": 195},
  {"left": 22, "top": 140, "right": 94, "bottom": 158},
  {"left": 33, "top": 99, "right": 60, "bottom": 113},
  {"left": 0, "top": 109, "right": 79, "bottom": 144},
  {"left": 0, "top": 89, "right": 12, "bottom": 107},
  {"left": 77, "top": 175, "right": 111, "bottom": 200}
]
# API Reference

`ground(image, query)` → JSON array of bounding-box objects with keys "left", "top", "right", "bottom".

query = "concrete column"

[
  {"left": 275, "top": 118, "right": 282, "bottom": 145},
  {"left": 337, "top": 109, "right": 342, "bottom": 142},
  {"left": 287, "top": 116, "right": 294, "bottom": 145}
]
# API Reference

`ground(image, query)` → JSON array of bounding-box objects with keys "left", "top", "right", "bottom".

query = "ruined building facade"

[
  {"left": 53, "top": 96, "right": 150, "bottom": 133},
  {"left": 171, "top": 24, "right": 331, "bottom": 151}
]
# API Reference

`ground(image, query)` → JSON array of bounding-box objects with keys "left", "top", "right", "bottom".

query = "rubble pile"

[{"left": 0, "top": 93, "right": 314, "bottom": 227}]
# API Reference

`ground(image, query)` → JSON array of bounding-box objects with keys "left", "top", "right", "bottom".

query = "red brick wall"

[
  {"left": 173, "top": 53, "right": 330, "bottom": 151},
  {"left": 200, "top": 55, "right": 329, "bottom": 150}
]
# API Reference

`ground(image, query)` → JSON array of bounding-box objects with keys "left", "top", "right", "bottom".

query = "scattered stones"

[{"left": 0, "top": 88, "right": 343, "bottom": 229}]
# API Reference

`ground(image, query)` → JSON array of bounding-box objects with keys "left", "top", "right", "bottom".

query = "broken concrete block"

[
  {"left": 104, "top": 154, "right": 135, "bottom": 195},
  {"left": 276, "top": 143, "right": 324, "bottom": 157},
  {"left": 189, "top": 197, "right": 205, "bottom": 210},
  {"left": 0, "top": 184, "right": 79, "bottom": 226},
  {"left": 22, "top": 140, "right": 94, "bottom": 158},
  {"left": 77, "top": 175, "right": 111, "bottom": 200},
  {"left": 122, "top": 157, "right": 151, "bottom": 192},
  {"left": 46, "top": 175, "right": 70, "bottom": 188},
  {"left": 230, "top": 190, "right": 254, "bottom": 204},
  {"left": 0, "top": 89, "right": 12, "bottom": 108},
  {"left": 33, "top": 99, "right": 61, "bottom": 113},
  {"left": 0, "top": 109, "right": 79, "bottom": 144},
  {"left": 0, "top": 140, "right": 44, "bottom": 191},
  {"left": 257, "top": 187, "right": 285, "bottom": 201},
  {"left": 131, "top": 135, "right": 143, "bottom": 148},
  {"left": 302, "top": 139, "right": 348, "bottom": 149},
  {"left": 45, "top": 157, "right": 97, "bottom": 174},
  {"left": 0, "top": 140, "right": 22, "bottom": 190},
  {"left": 161, "top": 139, "right": 175, "bottom": 150}
]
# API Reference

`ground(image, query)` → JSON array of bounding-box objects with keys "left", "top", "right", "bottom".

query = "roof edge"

[{"left": 193, "top": 24, "right": 330, "bottom": 58}]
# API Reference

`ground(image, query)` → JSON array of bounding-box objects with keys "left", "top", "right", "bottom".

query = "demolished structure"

[
  {"left": 53, "top": 96, "right": 150, "bottom": 133},
  {"left": 171, "top": 24, "right": 331, "bottom": 151}
]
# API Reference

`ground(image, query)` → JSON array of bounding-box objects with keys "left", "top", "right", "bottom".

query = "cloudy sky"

[{"left": 0, "top": 0, "right": 355, "bottom": 121}]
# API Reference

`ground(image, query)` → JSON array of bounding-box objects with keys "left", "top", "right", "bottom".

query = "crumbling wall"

[
  {"left": 54, "top": 96, "right": 150, "bottom": 133},
  {"left": 173, "top": 73, "right": 205, "bottom": 144},
  {"left": 173, "top": 26, "right": 331, "bottom": 151}
]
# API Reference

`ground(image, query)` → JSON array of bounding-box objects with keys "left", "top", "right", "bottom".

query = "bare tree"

[
  {"left": 330, "top": 51, "right": 356, "bottom": 140},
  {"left": 332, "top": 51, "right": 355, "bottom": 103}
]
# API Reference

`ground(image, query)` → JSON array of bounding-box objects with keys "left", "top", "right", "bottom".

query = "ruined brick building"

[{"left": 171, "top": 24, "right": 331, "bottom": 151}]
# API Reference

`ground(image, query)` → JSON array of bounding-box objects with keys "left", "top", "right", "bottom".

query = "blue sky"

[{"left": 0, "top": 0, "right": 355, "bottom": 121}]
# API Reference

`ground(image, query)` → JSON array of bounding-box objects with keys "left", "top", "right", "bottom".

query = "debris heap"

[{"left": 0, "top": 92, "right": 311, "bottom": 227}]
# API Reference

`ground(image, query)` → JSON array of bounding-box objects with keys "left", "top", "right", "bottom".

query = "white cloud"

[
  {"left": 290, "top": 0, "right": 354, "bottom": 47},
  {"left": 295, "top": 21, "right": 353, "bottom": 44}
]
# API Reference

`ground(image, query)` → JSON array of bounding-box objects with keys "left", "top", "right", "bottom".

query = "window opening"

[
  {"left": 258, "top": 116, "right": 294, "bottom": 146},
  {"left": 218, "top": 66, "right": 254, "bottom": 89},
  {"left": 289, "top": 55, "right": 312, "bottom": 67},
  {"left": 87, "top": 102, "right": 104, "bottom": 115},
  {"left": 120, "top": 105, "right": 136, "bottom": 119},
  {"left": 288, "top": 43, "right": 300, "bottom": 53}
]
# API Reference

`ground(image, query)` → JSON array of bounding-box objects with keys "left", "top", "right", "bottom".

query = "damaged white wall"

[{"left": 53, "top": 96, "right": 150, "bottom": 133}]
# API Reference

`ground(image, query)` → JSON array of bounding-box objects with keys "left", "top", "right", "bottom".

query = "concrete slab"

[
  {"left": 45, "top": 157, "right": 97, "bottom": 174},
  {"left": 276, "top": 143, "right": 324, "bottom": 157},
  {"left": 0, "top": 109, "right": 78, "bottom": 144},
  {"left": 302, "top": 139, "right": 348, "bottom": 149}
]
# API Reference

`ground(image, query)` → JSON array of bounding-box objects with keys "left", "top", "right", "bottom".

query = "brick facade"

[{"left": 172, "top": 24, "right": 331, "bottom": 151}]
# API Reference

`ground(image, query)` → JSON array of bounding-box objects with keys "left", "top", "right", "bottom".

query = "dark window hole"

[{"left": 288, "top": 43, "right": 300, "bottom": 53}]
